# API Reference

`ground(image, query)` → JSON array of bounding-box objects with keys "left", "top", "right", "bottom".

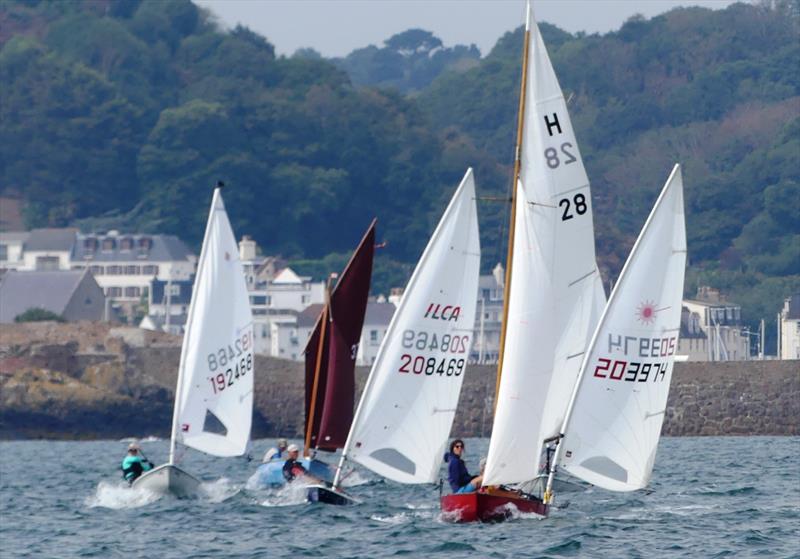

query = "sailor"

[
  {"left": 282, "top": 444, "right": 309, "bottom": 482},
  {"left": 444, "top": 439, "right": 483, "bottom": 494},
  {"left": 262, "top": 438, "right": 289, "bottom": 463},
  {"left": 121, "top": 442, "right": 153, "bottom": 484}
]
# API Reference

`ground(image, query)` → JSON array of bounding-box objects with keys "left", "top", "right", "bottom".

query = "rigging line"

[{"left": 527, "top": 201, "right": 557, "bottom": 209}]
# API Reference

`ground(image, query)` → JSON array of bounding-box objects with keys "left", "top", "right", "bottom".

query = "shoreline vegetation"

[{"left": 1, "top": 323, "right": 797, "bottom": 440}]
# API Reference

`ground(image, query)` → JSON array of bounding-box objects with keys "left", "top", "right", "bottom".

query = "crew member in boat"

[
  {"left": 282, "top": 444, "right": 310, "bottom": 482},
  {"left": 121, "top": 442, "right": 153, "bottom": 484},
  {"left": 444, "top": 439, "right": 483, "bottom": 494},
  {"left": 262, "top": 438, "right": 288, "bottom": 463}
]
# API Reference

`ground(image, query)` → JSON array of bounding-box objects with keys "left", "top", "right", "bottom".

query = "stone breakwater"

[{"left": 0, "top": 323, "right": 797, "bottom": 439}]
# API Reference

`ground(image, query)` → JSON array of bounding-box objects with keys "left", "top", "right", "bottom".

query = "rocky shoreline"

[{"left": 1, "top": 322, "right": 797, "bottom": 439}]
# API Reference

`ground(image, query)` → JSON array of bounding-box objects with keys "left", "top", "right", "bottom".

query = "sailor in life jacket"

[
  {"left": 262, "top": 438, "right": 289, "bottom": 463},
  {"left": 121, "top": 442, "right": 153, "bottom": 483},
  {"left": 282, "top": 444, "right": 310, "bottom": 482}
]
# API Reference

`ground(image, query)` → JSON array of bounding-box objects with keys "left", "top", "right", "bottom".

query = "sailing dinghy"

[
  {"left": 296, "top": 221, "right": 375, "bottom": 503},
  {"left": 134, "top": 184, "right": 254, "bottom": 498},
  {"left": 441, "top": 3, "right": 607, "bottom": 522},
  {"left": 544, "top": 164, "right": 687, "bottom": 503},
  {"left": 309, "top": 168, "right": 480, "bottom": 505}
]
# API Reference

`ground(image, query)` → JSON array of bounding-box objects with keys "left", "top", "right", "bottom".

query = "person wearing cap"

[
  {"left": 121, "top": 442, "right": 153, "bottom": 484},
  {"left": 262, "top": 438, "right": 289, "bottom": 463},
  {"left": 282, "top": 444, "right": 309, "bottom": 482}
]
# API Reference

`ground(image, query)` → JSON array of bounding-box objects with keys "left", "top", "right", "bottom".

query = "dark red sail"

[{"left": 305, "top": 220, "right": 376, "bottom": 451}]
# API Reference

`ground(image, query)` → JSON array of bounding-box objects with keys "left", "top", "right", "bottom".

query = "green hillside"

[{"left": 1, "top": 0, "right": 797, "bottom": 351}]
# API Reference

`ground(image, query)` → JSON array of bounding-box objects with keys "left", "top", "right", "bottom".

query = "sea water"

[{"left": 0, "top": 437, "right": 798, "bottom": 558}]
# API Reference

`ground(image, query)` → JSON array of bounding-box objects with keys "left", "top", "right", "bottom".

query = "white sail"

[
  {"left": 170, "top": 188, "right": 254, "bottom": 459},
  {"left": 483, "top": 7, "right": 604, "bottom": 486},
  {"left": 342, "top": 169, "right": 481, "bottom": 484},
  {"left": 559, "top": 165, "right": 686, "bottom": 491}
]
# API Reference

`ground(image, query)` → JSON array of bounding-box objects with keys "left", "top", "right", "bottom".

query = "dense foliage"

[
  {"left": 1, "top": 0, "right": 797, "bottom": 350},
  {"left": 14, "top": 308, "right": 65, "bottom": 323}
]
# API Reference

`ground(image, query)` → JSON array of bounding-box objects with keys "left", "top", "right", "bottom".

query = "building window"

[
  {"left": 482, "top": 289, "right": 490, "bottom": 300},
  {"left": 90, "top": 265, "right": 104, "bottom": 275},
  {"left": 102, "top": 238, "right": 115, "bottom": 251},
  {"left": 169, "top": 284, "right": 180, "bottom": 296},
  {"left": 142, "top": 265, "right": 159, "bottom": 275},
  {"left": 0, "top": 244, "right": 7, "bottom": 261},
  {"left": 106, "top": 265, "right": 121, "bottom": 275},
  {"left": 266, "top": 295, "right": 272, "bottom": 306},
  {"left": 125, "top": 265, "right": 140, "bottom": 275},
  {"left": 120, "top": 237, "right": 134, "bottom": 251},
  {"left": 125, "top": 287, "right": 140, "bottom": 298},
  {"left": 35, "top": 256, "right": 60, "bottom": 271},
  {"left": 251, "top": 295, "right": 267, "bottom": 305},
  {"left": 262, "top": 325, "right": 268, "bottom": 338},
  {"left": 107, "top": 287, "right": 122, "bottom": 297},
  {"left": 301, "top": 295, "right": 310, "bottom": 305},
  {"left": 370, "top": 330, "right": 378, "bottom": 343}
]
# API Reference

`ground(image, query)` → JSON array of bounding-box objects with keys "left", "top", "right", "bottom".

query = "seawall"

[{"left": 0, "top": 323, "right": 797, "bottom": 439}]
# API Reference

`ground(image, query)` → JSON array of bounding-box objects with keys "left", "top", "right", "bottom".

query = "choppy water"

[{"left": 1, "top": 437, "right": 798, "bottom": 558}]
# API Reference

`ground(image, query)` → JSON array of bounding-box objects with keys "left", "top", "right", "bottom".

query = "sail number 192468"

[{"left": 206, "top": 330, "right": 253, "bottom": 394}]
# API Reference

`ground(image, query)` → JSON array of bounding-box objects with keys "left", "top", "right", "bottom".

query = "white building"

[
  {"left": 0, "top": 231, "right": 29, "bottom": 271},
  {"left": 473, "top": 263, "right": 505, "bottom": 364},
  {"left": 0, "top": 228, "right": 195, "bottom": 324},
  {"left": 779, "top": 294, "right": 800, "bottom": 360},
  {"left": 679, "top": 286, "right": 750, "bottom": 361},
  {"left": 71, "top": 231, "right": 195, "bottom": 321},
  {"left": 139, "top": 277, "right": 193, "bottom": 335},
  {"left": 357, "top": 301, "right": 396, "bottom": 365}
]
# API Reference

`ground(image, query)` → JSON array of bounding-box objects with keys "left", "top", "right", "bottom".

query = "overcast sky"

[{"left": 195, "top": 0, "right": 738, "bottom": 58}]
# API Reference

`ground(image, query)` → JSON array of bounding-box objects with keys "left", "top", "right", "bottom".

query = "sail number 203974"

[{"left": 206, "top": 330, "right": 253, "bottom": 394}]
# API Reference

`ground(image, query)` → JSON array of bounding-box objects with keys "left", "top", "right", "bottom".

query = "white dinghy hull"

[{"left": 132, "top": 464, "right": 201, "bottom": 498}]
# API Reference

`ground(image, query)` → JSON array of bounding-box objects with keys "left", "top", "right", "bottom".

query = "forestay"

[
  {"left": 483, "top": 7, "right": 605, "bottom": 486},
  {"left": 343, "top": 169, "right": 480, "bottom": 484},
  {"left": 560, "top": 165, "right": 686, "bottom": 491},
  {"left": 171, "top": 188, "right": 254, "bottom": 458}
]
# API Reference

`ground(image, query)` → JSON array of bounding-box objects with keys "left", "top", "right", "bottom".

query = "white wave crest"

[{"left": 85, "top": 481, "right": 161, "bottom": 509}]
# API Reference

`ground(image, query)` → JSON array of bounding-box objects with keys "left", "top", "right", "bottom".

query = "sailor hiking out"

[{"left": 121, "top": 443, "right": 153, "bottom": 484}]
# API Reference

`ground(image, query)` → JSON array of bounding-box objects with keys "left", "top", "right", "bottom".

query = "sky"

[{"left": 195, "top": 0, "right": 738, "bottom": 58}]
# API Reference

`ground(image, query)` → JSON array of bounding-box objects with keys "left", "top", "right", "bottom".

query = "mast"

[
  {"left": 494, "top": 1, "right": 532, "bottom": 405},
  {"left": 169, "top": 183, "right": 224, "bottom": 465},
  {"left": 304, "top": 276, "right": 334, "bottom": 457}
]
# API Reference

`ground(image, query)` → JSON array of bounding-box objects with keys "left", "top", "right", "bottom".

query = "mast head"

[{"left": 216, "top": 180, "right": 225, "bottom": 190}]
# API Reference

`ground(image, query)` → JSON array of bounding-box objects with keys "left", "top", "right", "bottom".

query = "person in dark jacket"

[
  {"left": 444, "top": 439, "right": 483, "bottom": 494},
  {"left": 282, "top": 444, "right": 308, "bottom": 482},
  {"left": 121, "top": 442, "right": 153, "bottom": 484}
]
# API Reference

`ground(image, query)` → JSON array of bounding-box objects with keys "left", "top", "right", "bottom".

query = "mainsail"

[
  {"left": 557, "top": 165, "right": 686, "bottom": 492},
  {"left": 339, "top": 169, "right": 480, "bottom": 484},
  {"left": 483, "top": 5, "right": 605, "bottom": 487},
  {"left": 170, "top": 187, "right": 254, "bottom": 460},
  {"left": 305, "top": 221, "right": 375, "bottom": 452}
]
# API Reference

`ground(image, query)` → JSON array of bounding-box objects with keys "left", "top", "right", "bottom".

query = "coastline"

[{"left": 1, "top": 322, "right": 797, "bottom": 439}]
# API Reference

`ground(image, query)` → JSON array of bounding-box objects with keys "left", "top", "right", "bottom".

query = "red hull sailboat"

[
  {"left": 439, "top": 2, "right": 607, "bottom": 522},
  {"left": 441, "top": 489, "right": 548, "bottom": 523}
]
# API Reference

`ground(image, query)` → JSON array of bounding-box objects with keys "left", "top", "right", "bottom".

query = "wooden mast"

[
  {"left": 304, "top": 276, "right": 334, "bottom": 457},
  {"left": 494, "top": 3, "right": 532, "bottom": 408}
]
